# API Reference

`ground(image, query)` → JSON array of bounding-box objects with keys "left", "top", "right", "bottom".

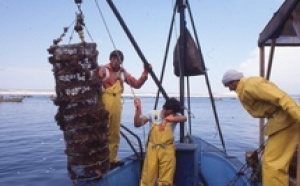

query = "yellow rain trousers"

[
  {"left": 102, "top": 80, "right": 123, "bottom": 163},
  {"left": 263, "top": 123, "right": 299, "bottom": 186},
  {"left": 140, "top": 123, "right": 176, "bottom": 186},
  {"left": 236, "top": 77, "right": 300, "bottom": 186}
]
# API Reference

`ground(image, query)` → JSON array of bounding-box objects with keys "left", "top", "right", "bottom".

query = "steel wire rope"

[
  {"left": 75, "top": 3, "right": 94, "bottom": 42},
  {"left": 93, "top": 2, "right": 146, "bottom": 182},
  {"left": 186, "top": 0, "right": 227, "bottom": 152},
  {"left": 94, "top": 0, "right": 137, "bottom": 100},
  {"left": 93, "top": 1, "right": 148, "bottom": 154},
  {"left": 51, "top": 20, "right": 75, "bottom": 45}
]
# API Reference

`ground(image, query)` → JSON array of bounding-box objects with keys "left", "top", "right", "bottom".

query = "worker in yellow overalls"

[
  {"left": 222, "top": 69, "right": 300, "bottom": 186},
  {"left": 134, "top": 97, "right": 187, "bottom": 186},
  {"left": 98, "top": 50, "right": 148, "bottom": 169}
]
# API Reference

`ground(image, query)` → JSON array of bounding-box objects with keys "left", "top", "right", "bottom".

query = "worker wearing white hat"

[{"left": 222, "top": 69, "right": 300, "bottom": 186}]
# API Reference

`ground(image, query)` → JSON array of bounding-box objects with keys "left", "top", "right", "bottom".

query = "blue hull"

[
  {"left": 93, "top": 136, "right": 259, "bottom": 186},
  {"left": 95, "top": 156, "right": 141, "bottom": 186},
  {"left": 195, "top": 136, "right": 257, "bottom": 186}
]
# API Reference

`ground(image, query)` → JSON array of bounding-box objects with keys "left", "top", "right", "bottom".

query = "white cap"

[{"left": 222, "top": 69, "right": 244, "bottom": 85}]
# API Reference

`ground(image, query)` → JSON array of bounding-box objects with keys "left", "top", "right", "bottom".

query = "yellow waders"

[
  {"left": 263, "top": 122, "right": 300, "bottom": 186},
  {"left": 236, "top": 77, "right": 300, "bottom": 185},
  {"left": 102, "top": 80, "right": 123, "bottom": 163},
  {"left": 140, "top": 123, "right": 176, "bottom": 186}
]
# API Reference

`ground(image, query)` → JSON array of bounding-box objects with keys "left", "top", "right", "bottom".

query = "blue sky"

[{"left": 1, "top": 0, "right": 299, "bottom": 96}]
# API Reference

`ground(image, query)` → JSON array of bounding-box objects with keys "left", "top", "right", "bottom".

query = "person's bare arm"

[
  {"left": 159, "top": 114, "right": 187, "bottom": 131},
  {"left": 134, "top": 98, "right": 149, "bottom": 127},
  {"left": 165, "top": 114, "right": 187, "bottom": 123}
]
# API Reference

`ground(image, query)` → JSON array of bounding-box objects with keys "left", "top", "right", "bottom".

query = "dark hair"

[
  {"left": 163, "top": 97, "right": 183, "bottom": 113},
  {"left": 109, "top": 50, "right": 124, "bottom": 62}
]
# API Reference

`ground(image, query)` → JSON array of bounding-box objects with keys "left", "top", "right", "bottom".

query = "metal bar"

[
  {"left": 106, "top": 0, "right": 169, "bottom": 100},
  {"left": 186, "top": 0, "right": 226, "bottom": 151},
  {"left": 120, "top": 131, "right": 140, "bottom": 159},
  {"left": 266, "top": 39, "right": 276, "bottom": 80},
  {"left": 177, "top": 0, "right": 186, "bottom": 143},
  {"left": 153, "top": 1, "right": 177, "bottom": 110},
  {"left": 186, "top": 77, "right": 192, "bottom": 135},
  {"left": 297, "top": 144, "right": 300, "bottom": 186},
  {"left": 259, "top": 46, "right": 265, "bottom": 147},
  {"left": 121, "top": 124, "right": 143, "bottom": 159}
]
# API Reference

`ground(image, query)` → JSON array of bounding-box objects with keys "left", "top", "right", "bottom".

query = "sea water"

[{"left": 0, "top": 96, "right": 260, "bottom": 185}]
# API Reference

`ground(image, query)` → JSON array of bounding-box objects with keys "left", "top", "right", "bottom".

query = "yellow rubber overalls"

[
  {"left": 102, "top": 80, "right": 123, "bottom": 163},
  {"left": 140, "top": 122, "right": 176, "bottom": 186},
  {"left": 236, "top": 77, "right": 300, "bottom": 186}
]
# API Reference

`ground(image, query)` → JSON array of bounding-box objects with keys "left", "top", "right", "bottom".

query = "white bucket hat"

[{"left": 222, "top": 69, "right": 244, "bottom": 85}]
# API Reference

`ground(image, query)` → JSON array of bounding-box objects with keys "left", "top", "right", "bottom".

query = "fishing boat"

[
  {"left": 0, "top": 96, "right": 24, "bottom": 103},
  {"left": 94, "top": 1, "right": 257, "bottom": 186},
  {"left": 47, "top": 0, "right": 273, "bottom": 186}
]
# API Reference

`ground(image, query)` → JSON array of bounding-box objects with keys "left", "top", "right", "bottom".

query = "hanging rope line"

[
  {"left": 93, "top": 2, "right": 147, "bottom": 177},
  {"left": 94, "top": 0, "right": 116, "bottom": 49},
  {"left": 52, "top": 21, "right": 74, "bottom": 46},
  {"left": 52, "top": 5, "right": 94, "bottom": 46},
  {"left": 94, "top": 0, "right": 137, "bottom": 99},
  {"left": 74, "top": 1, "right": 94, "bottom": 42},
  {"left": 106, "top": 0, "right": 169, "bottom": 100}
]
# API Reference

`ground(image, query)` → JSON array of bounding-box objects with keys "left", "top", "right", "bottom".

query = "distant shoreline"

[
  {"left": 0, "top": 89, "right": 55, "bottom": 96},
  {"left": 0, "top": 89, "right": 238, "bottom": 98},
  {"left": 2, "top": 88, "right": 299, "bottom": 99}
]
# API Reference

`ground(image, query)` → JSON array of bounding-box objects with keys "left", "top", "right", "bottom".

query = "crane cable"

[
  {"left": 93, "top": 0, "right": 147, "bottom": 147},
  {"left": 94, "top": 0, "right": 137, "bottom": 98},
  {"left": 74, "top": 0, "right": 94, "bottom": 42}
]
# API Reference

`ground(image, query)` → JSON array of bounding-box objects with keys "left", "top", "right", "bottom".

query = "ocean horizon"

[
  {"left": 0, "top": 88, "right": 243, "bottom": 98},
  {"left": 2, "top": 88, "right": 300, "bottom": 100}
]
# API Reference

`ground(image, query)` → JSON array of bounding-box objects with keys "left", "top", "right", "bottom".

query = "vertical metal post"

[
  {"left": 177, "top": 0, "right": 186, "bottom": 143},
  {"left": 259, "top": 46, "right": 265, "bottom": 147},
  {"left": 266, "top": 39, "right": 276, "bottom": 80},
  {"left": 296, "top": 145, "right": 300, "bottom": 186}
]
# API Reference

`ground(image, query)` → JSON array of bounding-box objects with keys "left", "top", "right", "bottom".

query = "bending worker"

[
  {"left": 134, "top": 97, "right": 187, "bottom": 186},
  {"left": 222, "top": 69, "right": 300, "bottom": 186},
  {"left": 98, "top": 50, "right": 149, "bottom": 169}
]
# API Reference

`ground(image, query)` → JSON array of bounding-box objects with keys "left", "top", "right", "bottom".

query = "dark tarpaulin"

[
  {"left": 173, "top": 28, "right": 205, "bottom": 77},
  {"left": 258, "top": 0, "right": 300, "bottom": 47}
]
